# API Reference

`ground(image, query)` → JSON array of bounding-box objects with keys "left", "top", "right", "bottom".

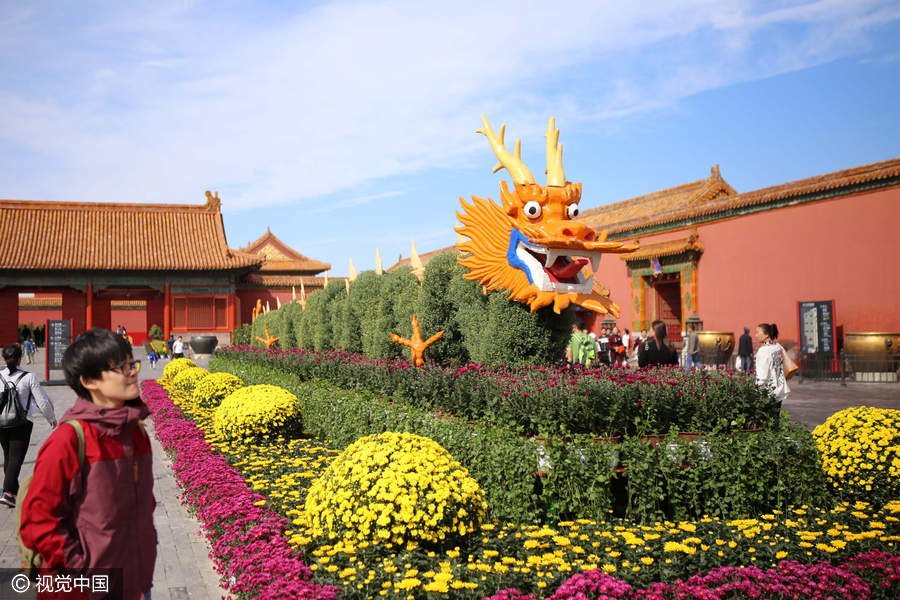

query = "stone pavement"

[
  {"left": 782, "top": 379, "right": 900, "bottom": 429},
  {"left": 0, "top": 348, "right": 225, "bottom": 599}
]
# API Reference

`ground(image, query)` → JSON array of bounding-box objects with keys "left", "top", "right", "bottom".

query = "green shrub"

[
  {"left": 148, "top": 324, "right": 163, "bottom": 340},
  {"left": 231, "top": 323, "right": 252, "bottom": 345},
  {"left": 417, "top": 252, "right": 468, "bottom": 365},
  {"left": 209, "top": 356, "right": 830, "bottom": 524}
]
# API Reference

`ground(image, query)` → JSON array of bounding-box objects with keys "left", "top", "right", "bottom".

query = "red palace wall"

[
  {"left": 592, "top": 186, "right": 900, "bottom": 349},
  {"left": 18, "top": 308, "right": 63, "bottom": 327}
]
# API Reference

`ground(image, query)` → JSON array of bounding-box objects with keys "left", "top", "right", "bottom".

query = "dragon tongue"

[{"left": 546, "top": 257, "right": 589, "bottom": 281}]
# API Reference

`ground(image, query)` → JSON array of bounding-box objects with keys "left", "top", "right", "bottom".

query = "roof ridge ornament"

[{"left": 204, "top": 190, "right": 222, "bottom": 212}]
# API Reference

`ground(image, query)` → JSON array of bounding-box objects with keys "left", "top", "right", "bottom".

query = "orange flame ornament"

[
  {"left": 254, "top": 327, "right": 280, "bottom": 348},
  {"left": 456, "top": 116, "right": 637, "bottom": 315},
  {"left": 389, "top": 315, "right": 444, "bottom": 367}
]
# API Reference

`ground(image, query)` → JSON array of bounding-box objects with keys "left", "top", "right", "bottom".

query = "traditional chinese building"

[
  {"left": 0, "top": 193, "right": 264, "bottom": 345},
  {"left": 236, "top": 228, "right": 331, "bottom": 324},
  {"left": 391, "top": 157, "right": 900, "bottom": 352}
]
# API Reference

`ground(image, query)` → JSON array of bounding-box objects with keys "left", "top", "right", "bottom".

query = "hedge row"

[
  {"left": 243, "top": 252, "right": 574, "bottom": 367},
  {"left": 210, "top": 356, "right": 830, "bottom": 524},
  {"left": 215, "top": 346, "right": 778, "bottom": 437}
]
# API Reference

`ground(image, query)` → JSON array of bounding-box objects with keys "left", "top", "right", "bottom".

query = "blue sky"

[{"left": 2, "top": 1, "right": 898, "bottom": 276}]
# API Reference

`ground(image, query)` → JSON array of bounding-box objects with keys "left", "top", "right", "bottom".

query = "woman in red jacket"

[{"left": 21, "top": 328, "right": 156, "bottom": 599}]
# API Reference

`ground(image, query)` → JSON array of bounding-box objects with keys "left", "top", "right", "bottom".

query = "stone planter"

[{"left": 190, "top": 335, "right": 219, "bottom": 355}]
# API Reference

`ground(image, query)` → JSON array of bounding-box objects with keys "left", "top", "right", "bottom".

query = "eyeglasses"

[{"left": 105, "top": 360, "right": 141, "bottom": 375}]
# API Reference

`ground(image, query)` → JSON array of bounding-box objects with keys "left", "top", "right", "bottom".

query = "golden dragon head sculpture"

[{"left": 455, "top": 116, "right": 637, "bottom": 315}]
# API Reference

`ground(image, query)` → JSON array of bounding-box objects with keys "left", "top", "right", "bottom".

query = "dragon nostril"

[
  {"left": 562, "top": 229, "right": 575, "bottom": 238},
  {"left": 584, "top": 231, "right": 595, "bottom": 242}
]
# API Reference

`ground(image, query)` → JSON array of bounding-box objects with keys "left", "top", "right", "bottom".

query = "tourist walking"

[
  {"left": 685, "top": 325, "right": 701, "bottom": 370},
  {"left": 23, "top": 338, "right": 36, "bottom": 365},
  {"left": 166, "top": 333, "right": 175, "bottom": 357},
  {"left": 0, "top": 344, "right": 57, "bottom": 508},
  {"left": 566, "top": 322, "right": 597, "bottom": 367},
  {"left": 638, "top": 320, "right": 678, "bottom": 367},
  {"left": 172, "top": 335, "right": 186, "bottom": 359},
  {"left": 20, "top": 328, "right": 156, "bottom": 599},
  {"left": 737, "top": 327, "right": 753, "bottom": 372},
  {"left": 754, "top": 323, "right": 790, "bottom": 403}
]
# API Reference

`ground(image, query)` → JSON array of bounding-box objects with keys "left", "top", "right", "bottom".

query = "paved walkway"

[{"left": 0, "top": 348, "right": 224, "bottom": 599}]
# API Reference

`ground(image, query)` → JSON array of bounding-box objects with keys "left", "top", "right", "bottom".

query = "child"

[
  {"left": 20, "top": 328, "right": 156, "bottom": 599},
  {"left": 148, "top": 349, "right": 159, "bottom": 369}
]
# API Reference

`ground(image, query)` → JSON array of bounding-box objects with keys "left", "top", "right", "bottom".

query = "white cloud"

[{"left": 0, "top": 0, "right": 897, "bottom": 208}]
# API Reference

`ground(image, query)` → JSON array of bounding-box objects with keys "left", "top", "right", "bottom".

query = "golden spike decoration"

[
  {"left": 299, "top": 281, "right": 307, "bottom": 308},
  {"left": 375, "top": 248, "right": 383, "bottom": 275},
  {"left": 389, "top": 315, "right": 444, "bottom": 368},
  {"left": 348, "top": 259, "right": 358, "bottom": 282},
  {"left": 476, "top": 115, "right": 536, "bottom": 185},
  {"left": 276, "top": 297, "right": 282, "bottom": 310},
  {"left": 323, "top": 271, "right": 329, "bottom": 288},
  {"left": 252, "top": 298, "right": 263, "bottom": 322},
  {"left": 544, "top": 117, "right": 565, "bottom": 186},
  {"left": 410, "top": 239, "right": 424, "bottom": 280},
  {"left": 292, "top": 286, "right": 296, "bottom": 301},
  {"left": 265, "top": 301, "right": 271, "bottom": 314},
  {"left": 345, "top": 279, "right": 350, "bottom": 294},
  {"left": 254, "top": 327, "right": 280, "bottom": 349}
]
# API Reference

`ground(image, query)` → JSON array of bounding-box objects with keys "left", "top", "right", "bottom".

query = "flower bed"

[
  {"left": 814, "top": 406, "right": 900, "bottom": 506},
  {"left": 158, "top": 374, "right": 899, "bottom": 599},
  {"left": 215, "top": 346, "right": 778, "bottom": 438},
  {"left": 141, "top": 380, "right": 338, "bottom": 600},
  {"left": 211, "top": 356, "right": 830, "bottom": 524}
]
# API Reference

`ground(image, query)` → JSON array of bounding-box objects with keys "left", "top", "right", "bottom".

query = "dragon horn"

[
  {"left": 545, "top": 117, "right": 565, "bottom": 187},
  {"left": 477, "top": 115, "right": 536, "bottom": 185}
]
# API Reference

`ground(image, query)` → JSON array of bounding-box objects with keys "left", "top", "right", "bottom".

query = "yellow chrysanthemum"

[
  {"left": 213, "top": 384, "right": 301, "bottom": 440},
  {"left": 192, "top": 372, "right": 244, "bottom": 409},
  {"left": 305, "top": 432, "right": 487, "bottom": 546}
]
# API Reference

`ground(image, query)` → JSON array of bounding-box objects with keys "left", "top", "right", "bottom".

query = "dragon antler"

[
  {"left": 477, "top": 115, "right": 536, "bottom": 185},
  {"left": 544, "top": 117, "right": 565, "bottom": 186}
]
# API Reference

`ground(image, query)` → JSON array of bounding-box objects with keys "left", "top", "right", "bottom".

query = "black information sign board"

[
  {"left": 47, "top": 320, "right": 71, "bottom": 370},
  {"left": 798, "top": 300, "right": 835, "bottom": 358}
]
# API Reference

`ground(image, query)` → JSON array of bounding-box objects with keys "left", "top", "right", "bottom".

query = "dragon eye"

[
  {"left": 523, "top": 201, "right": 542, "bottom": 219},
  {"left": 567, "top": 203, "right": 579, "bottom": 219}
]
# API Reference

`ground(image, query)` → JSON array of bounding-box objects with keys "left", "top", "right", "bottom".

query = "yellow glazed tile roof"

[
  {"left": 579, "top": 158, "right": 900, "bottom": 235},
  {"left": 240, "top": 228, "right": 331, "bottom": 273},
  {"left": 0, "top": 192, "right": 262, "bottom": 271},
  {"left": 621, "top": 234, "right": 703, "bottom": 261}
]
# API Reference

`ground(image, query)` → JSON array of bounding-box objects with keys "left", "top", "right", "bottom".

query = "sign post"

[
  {"left": 45, "top": 319, "right": 72, "bottom": 385},
  {"left": 797, "top": 300, "right": 836, "bottom": 379}
]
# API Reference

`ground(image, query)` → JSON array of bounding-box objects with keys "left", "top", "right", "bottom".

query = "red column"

[
  {"left": 227, "top": 293, "right": 235, "bottom": 333},
  {"left": 0, "top": 289, "right": 18, "bottom": 344},
  {"left": 85, "top": 284, "right": 93, "bottom": 330},
  {"left": 163, "top": 284, "right": 171, "bottom": 339}
]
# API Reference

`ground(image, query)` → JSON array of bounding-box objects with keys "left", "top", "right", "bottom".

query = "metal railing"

[{"left": 799, "top": 349, "right": 900, "bottom": 385}]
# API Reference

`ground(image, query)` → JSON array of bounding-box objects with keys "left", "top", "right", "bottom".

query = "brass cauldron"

[
  {"left": 844, "top": 332, "right": 900, "bottom": 373},
  {"left": 696, "top": 331, "right": 735, "bottom": 367}
]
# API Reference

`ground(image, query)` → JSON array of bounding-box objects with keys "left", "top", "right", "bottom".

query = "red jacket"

[{"left": 21, "top": 398, "right": 157, "bottom": 599}]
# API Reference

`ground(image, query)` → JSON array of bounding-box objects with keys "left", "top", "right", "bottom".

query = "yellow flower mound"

[
  {"left": 813, "top": 406, "right": 900, "bottom": 503},
  {"left": 161, "top": 357, "right": 197, "bottom": 386},
  {"left": 192, "top": 372, "right": 244, "bottom": 409},
  {"left": 214, "top": 384, "right": 301, "bottom": 441},
  {"left": 305, "top": 431, "right": 487, "bottom": 546},
  {"left": 170, "top": 366, "right": 209, "bottom": 403}
]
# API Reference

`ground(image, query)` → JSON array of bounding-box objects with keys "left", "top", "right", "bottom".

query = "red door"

[{"left": 654, "top": 280, "right": 682, "bottom": 344}]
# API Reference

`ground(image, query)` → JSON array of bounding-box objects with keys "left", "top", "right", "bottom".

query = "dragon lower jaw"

[{"left": 513, "top": 237, "right": 601, "bottom": 295}]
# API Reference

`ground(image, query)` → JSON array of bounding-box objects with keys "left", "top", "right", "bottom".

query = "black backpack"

[{"left": 0, "top": 371, "right": 30, "bottom": 429}]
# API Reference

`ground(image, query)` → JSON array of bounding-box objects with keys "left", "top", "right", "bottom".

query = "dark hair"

[
  {"left": 744, "top": 327, "right": 750, "bottom": 334},
  {"left": 651, "top": 319, "right": 672, "bottom": 351},
  {"left": 63, "top": 328, "right": 133, "bottom": 399},
  {"left": 2, "top": 344, "right": 22, "bottom": 372},
  {"left": 757, "top": 323, "right": 779, "bottom": 340}
]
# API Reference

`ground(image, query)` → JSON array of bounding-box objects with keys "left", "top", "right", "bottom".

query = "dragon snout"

[{"left": 561, "top": 226, "right": 596, "bottom": 243}]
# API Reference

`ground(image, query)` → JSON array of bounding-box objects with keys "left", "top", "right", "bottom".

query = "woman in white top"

[
  {"left": 0, "top": 343, "right": 57, "bottom": 507},
  {"left": 754, "top": 323, "right": 790, "bottom": 404}
]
